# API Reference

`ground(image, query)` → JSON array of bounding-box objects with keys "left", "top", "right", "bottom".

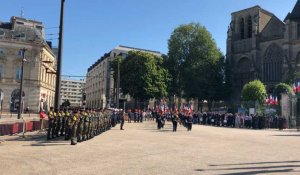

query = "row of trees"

[
  {"left": 111, "top": 23, "right": 226, "bottom": 109},
  {"left": 241, "top": 80, "right": 292, "bottom": 104}
]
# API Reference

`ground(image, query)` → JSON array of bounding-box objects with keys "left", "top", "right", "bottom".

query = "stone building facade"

[
  {"left": 0, "top": 16, "right": 56, "bottom": 114},
  {"left": 85, "top": 45, "right": 161, "bottom": 109},
  {"left": 227, "top": 1, "right": 300, "bottom": 103}
]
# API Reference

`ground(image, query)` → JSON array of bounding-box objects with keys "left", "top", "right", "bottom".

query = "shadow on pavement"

[
  {"left": 271, "top": 135, "right": 300, "bottom": 137},
  {"left": 218, "top": 169, "right": 296, "bottom": 175},
  {"left": 196, "top": 161, "right": 300, "bottom": 175},
  {"left": 209, "top": 160, "right": 300, "bottom": 167}
]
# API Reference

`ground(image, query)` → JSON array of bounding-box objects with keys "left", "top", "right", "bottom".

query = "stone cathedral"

[{"left": 226, "top": 0, "right": 300, "bottom": 103}]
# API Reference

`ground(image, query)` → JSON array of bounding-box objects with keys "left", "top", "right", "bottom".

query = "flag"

[
  {"left": 297, "top": 82, "right": 300, "bottom": 93},
  {"left": 293, "top": 83, "right": 297, "bottom": 93},
  {"left": 269, "top": 95, "right": 274, "bottom": 105},
  {"left": 275, "top": 97, "right": 278, "bottom": 105},
  {"left": 265, "top": 97, "right": 269, "bottom": 104},
  {"left": 189, "top": 104, "right": 193, "bottom": 114}
]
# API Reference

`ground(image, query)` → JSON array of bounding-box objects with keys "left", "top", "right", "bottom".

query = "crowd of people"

[
  {"left": 191, "top": 112, "right": 287, "bottom": 130},
  {"left": 45, "top": 105, "right": 288, "bottom": 145},
  {"left": 148, "top": 108, "right": 287, "bottom": 131},
  {"left": 46, "top": 107, "right": 124, "bottom": 145}
]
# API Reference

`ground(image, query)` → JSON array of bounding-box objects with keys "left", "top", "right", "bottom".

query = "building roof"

[
  {"left": 0, "top": 16, "right": 45, "bottom": 44},
  {"left": 87, "top": 45, "right": 162, "bottom": 72},
  {"left": 285, "top": 0, "right": 300, "bottom": 21},
  {"left": 116, "top": 45, "right": 161, "bottom": 54},
  {"left": 231, "top": 5, "right": 261, "bottom": 15}
]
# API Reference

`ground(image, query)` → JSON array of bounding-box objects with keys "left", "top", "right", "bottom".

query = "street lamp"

[
  {"left": 116, "top": 60, "right": 120, "bottom": 109},
  {"left": 17, "top": 48, "right": 27, "bottom": 119},
  {"left": 54, "top": 0, "right": 65, "bottom": 111}
]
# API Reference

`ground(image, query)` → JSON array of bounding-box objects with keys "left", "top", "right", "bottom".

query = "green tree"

[
  {"left": 273, "top": 83, "right": 292, "bottom": 100},
  {"left": 111, "top": 56, "right": 122, "bottom": 81},
  {"left": 119, "top": 51, "right": 170, "bottom": 106},
  {"left": 62, "top": 100, "right": 71, "bottom": 107},
  {"left": 241, "top": 80, "right": 267, "bottom": 104},
  {"left": 166, "top": 23, "right": 224, "bottom": 110}
]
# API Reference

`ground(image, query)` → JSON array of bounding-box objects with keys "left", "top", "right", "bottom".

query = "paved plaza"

[{"left": 1, "top": 121, "right": 300, "bottom": 175}]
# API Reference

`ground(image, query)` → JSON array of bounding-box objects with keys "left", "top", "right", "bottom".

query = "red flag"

[{"left": 297, "top": 82, "right": 300, "bottom": 93}]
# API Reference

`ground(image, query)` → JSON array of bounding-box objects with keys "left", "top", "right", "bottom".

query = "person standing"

[
  {"left": 187, "top": 112, "right": 193, "bottom": 131},
  {"left": 64, "top": 109, "right": 72, "bottom": 140},
  {"left": 172, "top": 110, "right": 179, "bottom": 132},
  {"left": 71, "top": 110, "right": 79, "bottom": 145},
  {"left": 120, "top": 110, "right": 125, "bottom": 130},
  {"left": 47, "top": 107, "right": 55, "bottom": 140}
]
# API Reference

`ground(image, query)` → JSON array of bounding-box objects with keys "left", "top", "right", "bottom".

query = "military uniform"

[
  {"left": 64, "top": 111, "right": 72, "bottom": 140},
  {"left": 172, "top": 112, "right": 179, "bottom": 132},
  {"left": 47, "top": 109, "right": 55, "bottom": 140},
  {"left": 71, "top": 112, "right": 79, "bottom": 145}
]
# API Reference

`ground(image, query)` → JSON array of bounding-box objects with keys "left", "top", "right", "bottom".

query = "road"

[{"left": 1, "top": 121, "right": 300, "bottom": 175}]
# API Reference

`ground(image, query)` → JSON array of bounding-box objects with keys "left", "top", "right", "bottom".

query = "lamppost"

[
  {"left": 116, "top": 60, "right": 120, "bottom": 109},
  {"left": 17, "top": 48, "right": 27, "bottom": 119},
  {"left": 54, "top": 0, "right": 65, "bottom": 111}
]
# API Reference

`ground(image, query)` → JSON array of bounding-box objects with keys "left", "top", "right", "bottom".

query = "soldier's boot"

[
  {"left": 47, "top": 129, "right": 52, "bottom": 140},
  {"left": 71, "top": 138, "right": 77, "bottom": 145}
]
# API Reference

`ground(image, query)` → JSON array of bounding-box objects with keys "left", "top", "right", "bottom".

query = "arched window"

[
  {"left": 10, "top": 89, "right": 25, "bottom": 112},
  {"left": 263, "top": 44, "right": 283, "bottom": 82},
  {"left": 247, "top": 16, "right": 252, "bottom": 38},
  {"left": 240, "top": 18, "right": 245, "bottom": 39}
]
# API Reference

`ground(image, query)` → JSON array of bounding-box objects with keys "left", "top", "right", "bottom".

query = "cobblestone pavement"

[{"left": 1, "top": 121, "right": 300, "bottom": 175}]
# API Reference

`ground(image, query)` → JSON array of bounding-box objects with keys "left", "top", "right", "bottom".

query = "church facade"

[{"left": 226, "top": 1, "right": 300, "bottom": 103}]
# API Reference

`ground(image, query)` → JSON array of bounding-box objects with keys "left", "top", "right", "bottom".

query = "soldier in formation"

[{"left": 47, "top": 107, "right": 123, "bottom": 145}]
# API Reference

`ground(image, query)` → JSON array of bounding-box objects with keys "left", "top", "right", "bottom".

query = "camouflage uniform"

[
  {"left": 47, "top": 109, "right": 55, "bottom": 140},
  {"left": 64, "top": 111, "right": 72, "bottom": 140},
  {"left": 71, "top": 112, "right": 79, "bottom": 145}
]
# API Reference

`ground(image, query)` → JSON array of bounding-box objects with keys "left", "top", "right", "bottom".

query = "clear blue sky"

[{"left": 0, "top": 0, "right": 297, "bottom": 77}]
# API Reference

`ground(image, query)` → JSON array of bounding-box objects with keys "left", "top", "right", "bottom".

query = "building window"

[
  {"left": 247, "top": 16, "right": 252, "bottom": 38},
  {"left": 263, "top": 44, "right": 283, "bottom": 82},
  {"left": 240, "top": 18, "right": 245, "bottom": 39},
  {"left": 297, "top": 23, "right": 300, "bottom": 39},
  {"left": 0, "top": 65, "right": 3, "bottom": 79},
  {"left": 16, "top": 67, "right": 21, "bottom": 80},
  {"left": 0, "top": 48, "right": 4, "bottom": 54}
]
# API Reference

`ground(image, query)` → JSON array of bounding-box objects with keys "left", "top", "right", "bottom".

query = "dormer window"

[{"left": 240, "top": 18, "right": 245, "bottom": 39}]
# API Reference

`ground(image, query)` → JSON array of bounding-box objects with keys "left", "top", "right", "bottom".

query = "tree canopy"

[
  {"left": 273, "top": 83, "right": 292, "bottom": 100},
  {"left": 119, "top": 51, "right": 170, "bottom": 101},
  {"left": 166, "top": 23, "right": 224, "bottom": 102},
  {"left": 241, "top": 80, "right": 267, "bottom": 104}
]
